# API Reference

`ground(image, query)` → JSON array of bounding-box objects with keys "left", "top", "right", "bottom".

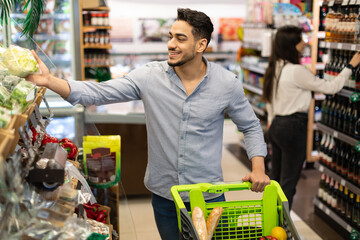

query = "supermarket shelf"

[
  {"left": 83, "top": 26, "right": 112, "bottom": 31},
  {"left": 242, "top": 42, "right": 262, "bottom": 51},
  {"left": 316, "top": 122, "right": 359, "bottom": 146},
  {"left": 83, "top": 7, "right": 110, "bottom": 11},
  {"left": 314, "top": 161, "right": 360, "bottom": 196},
  {"left": 337, "top": 89, "right": 359, "bottom": 99},
  {"left": 241, "top": 62, "right": 266, "bottom": 75},
  {"left": 313, "top": 197, "right": 357, "bottom": 234},
  {"left": 319, "top": 41, "right": 360, "bottom": 51},
  {"left": 33, "top": 33, "right": 70, "bottom": 41},
  {"left": 110, "top": 51, "right": 236, "bottom": 62},
  {"left": 242, "top": 82, "right": 263, "bottom": 95},
  {"left": 85, "top": 64, "right": 113, "bottom": 68},
  {"left": 242, "top": 23, "right": 268, "bottom": 28},
  {"left": 83, "top": 44, "right": 112, "bottom": 49},
  {"left": 11, "top": 13, "right": 70, "bottom": 19}
]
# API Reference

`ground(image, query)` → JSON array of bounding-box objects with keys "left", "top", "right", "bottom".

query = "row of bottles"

[
  {"left": 319, "top": 134, "right": 360, "bottom": 185},
  {"left": 83, "top": 30, "right": 111, "bottom": 46},
  {"left": 84, "top": 52, "right": 112, "bottom": 67},
  {"left": 321, "top": 94, "right": 359, "bottom": 139},
  {"left": 318, "top": 173, "right": 360, "bottom": 228},
  {"left": 324, "top": 49, "right": 360, "bottom": 92},
  {"left": 323, "top": 5, "right": 360, "bottom": 43}
]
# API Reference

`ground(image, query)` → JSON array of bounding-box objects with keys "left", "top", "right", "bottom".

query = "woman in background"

[{"left": 262, "top": 25, "right": 360, "bottom": 209}]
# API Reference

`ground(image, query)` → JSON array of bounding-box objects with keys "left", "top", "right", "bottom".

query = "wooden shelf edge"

[
  {"left": 83, "top": 25, "right": 112, "bottom": 31},
  {"left": 82, "top": 6, "right": 110, "bottom": 11},
  {"left": 83, "top": 44, "right": 112, "bottom": 49}
]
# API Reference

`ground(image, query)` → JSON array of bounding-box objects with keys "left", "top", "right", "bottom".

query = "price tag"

[
  {"left": 346, "top": 225, "right": 352, "bottom": 232},
  {"left": 338, "top": 43, "right": 343, "bottom": 49},
  {"left": 329, "top": 0, "right": 335, "bottom": 6},
  {"left": 326, "top": 42, "right": 331, "bottom": 48},
  {"left": 357, "top": 0, "right": 360, "bottom": 4},
  {"left": 333, "top": 131, "right": 338, "bottom": 138},
  {"left": 341, "top": 178, "right": 346, "bottom": 186},
  {"left": 325, "top": 208, "right": 330, "bottom": 215},
  {"left": 342, "top": 0, "right": 349, "bottom": 5},
  {"left": 351, "top": 92, "right": 359, "bottom": 102},
  {"left": 29, "top": 113, "right": 38, "bottom": 131},
  {"left": 351, "top": 44, "right": 356, "bottom": 51},
  {"left": 34, "top": 105, "right": 45, "bottom": 127},
  {"left": 319, "top": 202, "right": 324, "bottom": 210},
  {"left": 350, "top": 0, "right": 356, "bottom": 4},
  {"left": 319, "top": 165, "right": 324, "bottom": 172}
]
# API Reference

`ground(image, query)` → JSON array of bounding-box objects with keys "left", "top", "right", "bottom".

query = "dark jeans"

[
  {"left": 269, "top": 112, "right": 308, "bottom": 209},
  {"left": 151, "top": 193, "right": 225, "bottom": 240}
]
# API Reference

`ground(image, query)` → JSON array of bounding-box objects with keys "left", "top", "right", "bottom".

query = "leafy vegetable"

[
  {"left": 7, "top": 80, "right": 36, "bottom": 112},
  {"left": 2, "top": 45, "right": 38, "bottom": 77},
  {"left": 0, "top": 85, "right": 10, "bottom": 106},
  {"left": 0, "top": 107, "right": 11, "bottom": 128}
]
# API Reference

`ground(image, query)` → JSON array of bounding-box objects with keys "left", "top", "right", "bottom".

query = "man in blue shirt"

[{"left": 27, "top": 8, "right": 270, "bottom": 240}]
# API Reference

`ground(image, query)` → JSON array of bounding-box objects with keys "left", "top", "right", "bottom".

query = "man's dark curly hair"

[{"left": 176, "top": 8, "right": 213, "bottom": 47}]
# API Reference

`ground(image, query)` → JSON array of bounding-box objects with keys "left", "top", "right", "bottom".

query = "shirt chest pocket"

[{"left": 189, "top": 94, "right": 223, "bottom": 127}]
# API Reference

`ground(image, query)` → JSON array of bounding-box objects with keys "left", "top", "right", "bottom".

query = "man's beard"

[{"left": 167, "top": 48, "right": 196, "bottom": 67}]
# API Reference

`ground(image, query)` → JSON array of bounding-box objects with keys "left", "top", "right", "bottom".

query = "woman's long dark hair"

[{"left": 262, "top": 26, "right": 303, "bottom": 103}]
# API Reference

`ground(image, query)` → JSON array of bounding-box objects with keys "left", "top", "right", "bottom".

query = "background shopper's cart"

[{"left": 171, "top": 180, "right": 300, "bottom": 240}]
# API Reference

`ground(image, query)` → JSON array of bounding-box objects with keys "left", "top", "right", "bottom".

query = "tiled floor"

[{"left": 119, "top": 120, "right": 322, "bottom": 239}]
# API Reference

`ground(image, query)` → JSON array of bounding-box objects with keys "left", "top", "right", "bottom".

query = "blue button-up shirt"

[{"left": 66, "top": 58, "right": 267, "bottom": 201}]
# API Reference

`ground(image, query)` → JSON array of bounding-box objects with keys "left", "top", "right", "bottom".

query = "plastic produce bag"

[
  {"left": 65, "top": 161, "right": 96, "bottom": 204},
  {"left": 0, "top": 84, "right": 10, "bottom": 106},
  {"left": 7, "top": 80, "right": 37, "bottom": 112},
  {"left": 0, "top": 107, "right": 12, "bottom": 128},
  {"left": 2, "top": 75, "right": 24, "bottom": 91},
  {"left": 83, "top": 135, "right": 121, "bottom": 189},
  {"left": 2, "top": 45, "right": 39, "bottom": 77}
]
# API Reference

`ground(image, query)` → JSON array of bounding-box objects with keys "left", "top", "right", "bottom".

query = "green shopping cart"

[{"left": 171, "top": 180, "right": 300, "bottom": 240}]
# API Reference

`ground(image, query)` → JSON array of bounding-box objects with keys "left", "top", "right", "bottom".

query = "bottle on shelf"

[
  {"left": 318, "top": 173, "right": 326, "bottom": 200},
  {"left": 337, "top": 184, "right": 344, "bottom": 214},
  {"left": 325, "top": 8, "right": 335, "bottom": 42},
  {"left": 332, "top": 180, "right": 339, "bottom": 210},
  {"left": 348, "top": 148, "right": 357, "bottom": 182},
  {"left": 352, "top": 194, "right": 360, "bottom": 226},
  {"left": 347, "top": 191, "right": 355, "bottom": 223}
]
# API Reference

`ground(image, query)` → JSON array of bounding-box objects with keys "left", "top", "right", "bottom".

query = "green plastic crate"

[{"left": 171, "top": 180, "right": 300, "bottom": 240}]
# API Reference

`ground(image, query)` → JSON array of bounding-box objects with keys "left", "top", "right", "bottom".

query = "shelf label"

[
  {"left": 338, "top": 43, "right": 343, "bottom": 49},
  {"left": 342, "top": 0, "right": 349, "bottom": 5},
  {"left": 350, "top": 0, "right": 356, "bottom": 4},
  {"left": 351, "top": 92, "right": 359, "bottom": 102},
  {"left": 325, "top": 208, "right": 330, "bottom": 215},
  {"left": 351, "top": 44, "right": 357, "bottom": 51},
  {"left": 329, "top": 0, "right": 335, "bottom": 6},
  {"left": 319, "top": 202, "right": 324, "bottom": 210},
  {"left": 356, "top": 142, "right": 360, "bottom": 152},
  {"left": 333, "top": 131, "right": 338, "bottom": 138},
  {"left": 346, "top": 225, "right": 352, "bottom": 232},
  {"left": 341, "top": 178, "right": 346, "bottom": 186},
  {"left": 326, "top": 42, "right": 331, "bottom": 48},
  {"left": 357, "top": 0, "right": 360, "bottom": 4},
  {"left": 319, "top": 165, "right": 324, "bottom": 172}
]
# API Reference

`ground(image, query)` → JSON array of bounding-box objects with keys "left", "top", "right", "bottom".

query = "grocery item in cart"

[{"left": 171, "top": 180, "right": 301, "bottom": 240}]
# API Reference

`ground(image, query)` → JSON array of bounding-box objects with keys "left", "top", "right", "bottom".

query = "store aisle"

[{"left": 119, "top": 120, "right": 321, "bottom": 239}]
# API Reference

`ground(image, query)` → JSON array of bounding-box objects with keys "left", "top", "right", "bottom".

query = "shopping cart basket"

[{"left": 171, "top": 180, "right": 300, "bottom": 240}]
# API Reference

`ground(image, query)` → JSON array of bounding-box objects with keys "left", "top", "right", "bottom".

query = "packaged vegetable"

[
  {"left": 1, "top": 75, "right": 24, "bottom": 91},
  {"left": 0, "top": 107, "right": 11, "bottom": 128},
  {"left": 0, "top": 84, "right": 10, "bottom": 106},
  {"left": 7, "top": 80, "right": 37, "bottom": 112},
  {"left": 2, "top": 45, "right": 39, "bottom": 77},
  {"left": 83, "top": 135, "right": 121, "bottom": 189}
]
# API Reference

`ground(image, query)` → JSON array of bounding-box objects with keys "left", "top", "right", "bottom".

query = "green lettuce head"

[{"left": 2, "top": 45, "right": 38, "bottom": 77}]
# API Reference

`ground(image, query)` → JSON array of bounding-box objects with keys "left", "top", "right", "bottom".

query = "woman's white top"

[{"left": 266, "top": 60, "right": 352, "bottom": 125}]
